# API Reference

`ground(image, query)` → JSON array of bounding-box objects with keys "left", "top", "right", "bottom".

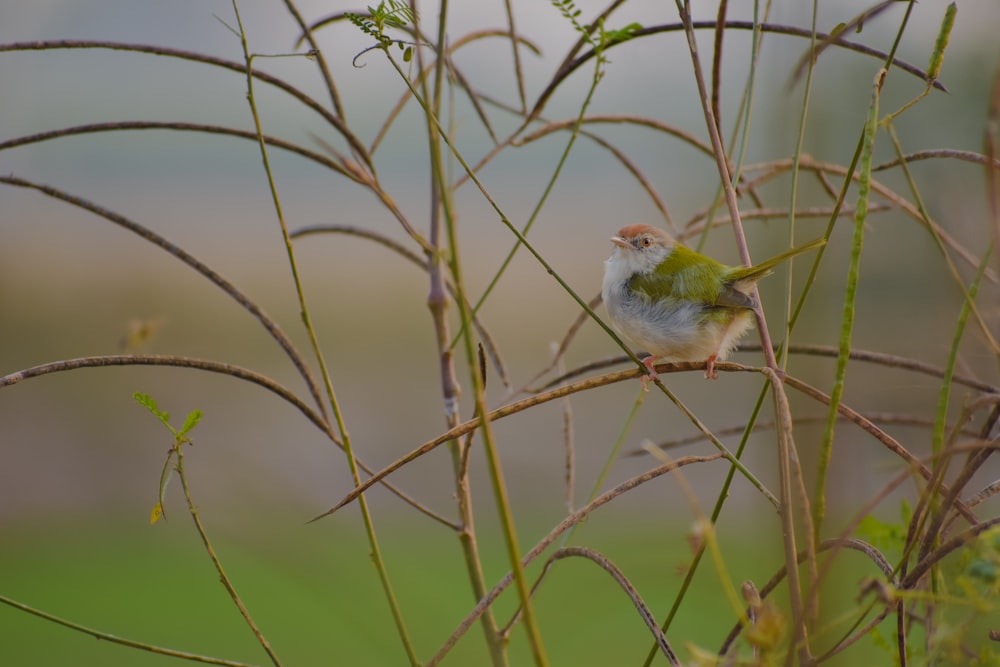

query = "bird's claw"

[
  {"left": 703, "top": 355, "right": 719, "bottom": 380},
  {"left": 640, "top": 356, "right": 660, "bottom": 390}
]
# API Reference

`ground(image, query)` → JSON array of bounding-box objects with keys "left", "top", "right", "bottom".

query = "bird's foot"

[
  {"left": 640, "top": 356, "right": 660, "bottom": 390},
  {"left": 703, "top": 355, "right": 719, "bottom": 380}
]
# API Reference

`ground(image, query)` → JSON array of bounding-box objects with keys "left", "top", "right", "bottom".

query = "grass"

[{"left": 0, "top": 515, "right": 843, "bottom": 666}]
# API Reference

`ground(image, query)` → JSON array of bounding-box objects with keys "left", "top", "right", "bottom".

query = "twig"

[
  {"left": 175, "top": 440, "right": 283, "bottom": 666},
  {"left": 0, "top": 354, "right": 456, "bottom": 528},
  {"left": 0, "top": 594, "right": 259, "bottom": 666}
]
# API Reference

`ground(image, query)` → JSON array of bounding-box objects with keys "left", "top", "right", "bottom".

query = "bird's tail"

[{"left": 729, "top": 237, "right": 826, "bottom": 283}]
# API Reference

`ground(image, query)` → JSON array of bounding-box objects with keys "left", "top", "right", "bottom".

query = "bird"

[{"left": 601, "top": 223, "right": 824, "bottom": 381}]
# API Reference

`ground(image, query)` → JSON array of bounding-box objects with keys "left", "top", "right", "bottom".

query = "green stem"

[
  {"left": 418, "top": 2, "right": 509, "bottom": 663},
  {"left": 231, "top": 3, "right": 418, "bottom": 664},
  {"left": 176, "top": 444, "right": 283, "bottom": 666},
  {"left": 816, "top": 67, "right": 884, "bottom": 552},
  {"left": 781, "top": 0, "right": 818, "bottom": 368},
  {"left": 434, "top": 94, "right": 552, "bottom": 667}
]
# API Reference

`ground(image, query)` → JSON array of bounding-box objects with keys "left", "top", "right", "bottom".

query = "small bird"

[{"left": 601, "top": 224, "right": 824, "bottom": 381}]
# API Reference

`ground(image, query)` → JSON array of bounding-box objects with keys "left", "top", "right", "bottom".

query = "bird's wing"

[
  {"left": 629, "top": 245, "right": 734, "bottom": 306},
  {"left": 715, "top": 285, "right": 756, "bottom": 309}
]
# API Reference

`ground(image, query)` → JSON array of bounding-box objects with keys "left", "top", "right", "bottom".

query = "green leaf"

[
  {"left": 133, "top": 391, "right": 174, "bottom": 434},
  {"left": 603, "top": 22, "right": 643, "bottom": 47},
  {"left": 133, "top": 391, "right": 158, "bottom": 415},
  {"left": 403, "top": 46, "right": 412, "bottom": 62},
  {"left": 155, "top": 450, "right": 176, "bottom": 523},
  {"left": 178, "top": 410, "right": 203, "bottom": 438}
]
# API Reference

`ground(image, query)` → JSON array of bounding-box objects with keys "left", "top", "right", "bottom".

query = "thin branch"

[
  {"left": 0, "top": 122, "right": 359, "bottom": 182},
  {"left": 0, "top": 594, "right": 259, "bottom": 667},
  {"left": 0, "top": 354, "right": 457, "bottom": 528},
  {"left": 279, "top": 0, "right": 346, "bottom": 119},
  {"left": 175, "top": 442, "right": 282, "bottom": 666},
  {"left": 310, "top": 363, "right": 752, "bottom": 520},
  {"left": 0, "top": 40, "right": 373, "bottom": 168},
  {"left": 740, "top": 157, "right": 998, "bottom": 283},
  {"left": 425, "top": 454, "right": 723, "bottom": 667},
  {"left": 528, "top": 20, "right": 945, "bottom": 121},
  {"left": 718, "top": 538, "right": 895, "bottom": 657},
  {"left": 873, "top": 148, "right": 1000, "bottom": 172},
  {"left": 786, "top": 1, "right": 897, "bottom": 90},
  {"left": 232, "top": 6, "right": 419, "bottom": 662},
  {"left": 547, "top": 547, "right": 681, "bottom": 666},
  {"left": 784, "top": 373, "right": 978, "bottom": 524}
]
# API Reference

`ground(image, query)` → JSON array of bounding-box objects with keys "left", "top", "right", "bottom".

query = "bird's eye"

[{"left": 640, "top": 237, "right": 652, "bottom": 247}]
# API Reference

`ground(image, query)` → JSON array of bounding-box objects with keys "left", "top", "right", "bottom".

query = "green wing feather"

[
  {"left": 629, "top": 238, "right": 825, "bottom": 310},
  {"left": 629, "top": 244, "right": 732, "bottom": 306}
]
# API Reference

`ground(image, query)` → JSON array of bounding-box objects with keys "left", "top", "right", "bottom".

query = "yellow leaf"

[
  {"left": 150, "top": 503, "right": 164, "bottom": 525},
  {"left": 120, "top": 316, "right": 165, "bottom": 352}
]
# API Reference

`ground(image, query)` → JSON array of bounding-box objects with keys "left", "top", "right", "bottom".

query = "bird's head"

[{"left": 608, "top": 224, "right": 675, "bottom": 275}]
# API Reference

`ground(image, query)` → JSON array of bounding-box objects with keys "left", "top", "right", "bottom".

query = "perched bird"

[{"left": 601, "top": 224, "right": 824, "bottom": 381}]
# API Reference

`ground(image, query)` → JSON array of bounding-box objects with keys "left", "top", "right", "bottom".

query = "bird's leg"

[
  {"left": 703, "top": 354, "right": 719, "bottom": 380},
  {"left": 640, "top": 356, "right": 660, "bottom": 390}
]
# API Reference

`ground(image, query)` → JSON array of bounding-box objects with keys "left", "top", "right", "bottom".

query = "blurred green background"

[{"left": 2, "top": 1, "right": 999, "bottom": 664}]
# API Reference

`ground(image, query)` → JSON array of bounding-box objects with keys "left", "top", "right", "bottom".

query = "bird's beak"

[{"left": 610, "top": 236, "right": 630, "bottom": 249}]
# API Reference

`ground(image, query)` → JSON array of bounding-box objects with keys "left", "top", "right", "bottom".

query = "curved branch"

[
  {"left": 718, "top": 538, "right": 894, "bottom": 657},
  {"left": 0, "top": 122, "right": 359, "bottom": 182},
  {"left": 0, "top": 40, "right": 373, "bottom": 170},
  {"left": 0, "top": 175, "right": 329, "bottom": 418},
  {"left": 536, "top": 343, "right": 1000, "bottom": 397},
  {"left": 873, "top": 149, "right": 1000, "bottom": 172},
  {"left": 308, "top": 364, "right": 654, "bottom": 521},
  {"left": 742, "top": 157, "right": 998, "bottom": 283},
  {"left": 295, "top": 11, "right": 353, "bottom": 48},
  {"left": 309, "top": 359, "right": 778, "bottom": 522},
  {"left": 755, "top": 343, "right": 1000, "bottom": 395},
  {"left": 547, "top": 547, "right": 680, "bottom": 666},
  {"left": 0, "top": 354, "right": 330, "bottom": 435},
  {"left": 0, "top": 355, "right": 457, "bottom": 529},
  {"left": 629, "top": 411, "right": 982, "bottom": 459},
  {"left": 366, "top": 29, "right": 541, "bottom": 154},
  {"left": 425, "top": 454, "right": 723, "bottom": 666},
  {"left": 529, "top": 20, "right": 946, "bottom": 121},
  {"left": 0, "top": 593, "right": 256, "bottom": 667},
  {"left": 514, "top": 114, "right": 714, "bottom": 161},
  {"left": 279, "top": 0, "right": 346, "bottom": 120},
  {"left": 784, "top": 374, "right": 978, "bottom": 524}
]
